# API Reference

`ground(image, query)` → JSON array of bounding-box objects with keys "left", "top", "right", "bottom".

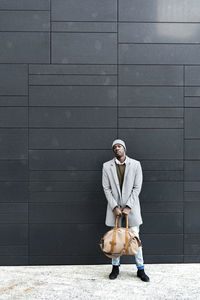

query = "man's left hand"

[{"left": 122, "top": 206, "right": 131, "bottom": 215}]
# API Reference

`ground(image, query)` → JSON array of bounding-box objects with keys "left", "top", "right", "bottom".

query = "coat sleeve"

[
  {"left": 102, "top": 164, "right": 118, "bottom": 211},
  {"left": 126, "top": 162, "right": 143, "bottom": 209}
]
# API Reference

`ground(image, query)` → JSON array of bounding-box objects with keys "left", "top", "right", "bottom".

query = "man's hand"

[
  {"left": 122, "top": 206, "right": 131, "bottom": 215},
  {"left": 113, "top": 206, "right": 122, "bottom": 217}
]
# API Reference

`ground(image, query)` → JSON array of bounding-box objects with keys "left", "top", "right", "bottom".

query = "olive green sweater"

[{"left": 115, "top": 162, "right": 126, "bottom": 192}]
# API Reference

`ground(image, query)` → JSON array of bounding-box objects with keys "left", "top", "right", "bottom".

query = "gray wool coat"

[{"left": 102, "top": 155, "right": 143, "bottom": 227}]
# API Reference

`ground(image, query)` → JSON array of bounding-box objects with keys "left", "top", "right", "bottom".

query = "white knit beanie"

[{"left": 112, "top": 139, "right": 126, "bottom": 151}]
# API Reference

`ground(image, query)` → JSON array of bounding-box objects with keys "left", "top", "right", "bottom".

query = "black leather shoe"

[
  {"left": 109, "top": 265, "right": 119, "bottom": 279},
  {"left": 137, "top": 269, "right": 150, "bottom": 282}
]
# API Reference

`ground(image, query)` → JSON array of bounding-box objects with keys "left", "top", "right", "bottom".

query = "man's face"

[{"left": 113, "top": 143, "right": 125, "bottom": 158}]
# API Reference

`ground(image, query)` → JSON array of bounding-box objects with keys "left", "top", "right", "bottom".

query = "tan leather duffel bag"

[{"left": 99, "top": 215, "right": 141, "bottom": 259}]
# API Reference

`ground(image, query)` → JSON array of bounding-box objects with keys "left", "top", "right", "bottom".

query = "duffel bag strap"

[
  {"left": 109, "top": 216, "right": 119, "bottom": 253},
  {"left": 125, "top": 215, "right": 129, "bottom": 254}
]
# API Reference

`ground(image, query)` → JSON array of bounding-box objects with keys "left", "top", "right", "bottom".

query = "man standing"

[{"left": 102, "top": 139, "right": 150, "bottom": 281}]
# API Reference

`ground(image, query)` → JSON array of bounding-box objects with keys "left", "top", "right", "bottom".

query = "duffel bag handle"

[
  {"left": 115, "top": 215, "right": 119, "bottom": 228},
  {"left": 115, "top": 214, "right": 129, "bottom": 228},
  {"left": 125, "top": 214, "right": 129, "bottom": 228}
]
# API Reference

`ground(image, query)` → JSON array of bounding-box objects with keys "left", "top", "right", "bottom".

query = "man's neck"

[{"left": 116, "top": 155, "right": 126, "bottom": 163}]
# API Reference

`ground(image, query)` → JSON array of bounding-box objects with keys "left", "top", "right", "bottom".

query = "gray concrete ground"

[{"left": 0, "top": 264, "right": 199, "bottom": 300}]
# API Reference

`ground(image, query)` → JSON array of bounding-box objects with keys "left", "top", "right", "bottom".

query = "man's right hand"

[{"left": 113, "top": 206, "right": 122, "bottom": 217}]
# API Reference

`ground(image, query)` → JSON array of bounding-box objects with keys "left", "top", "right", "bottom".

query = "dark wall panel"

[
  {"left": 0, "top": 203, "right": 28, "bottom": 223},
  {"left": 119, "top": 118, "right": 183, "bottom": 129},
  {"left": 51, "top": 0, "right": 117, "bottom": 21},
  {"left": 29, "top": 202, "right": 106, "bottom": 223},
  {"left": 142, "top": 213, "right": 183, "bottom": 234},
  {"left": 29, "top": 86, "right": 117, "bottom": 106},
  {"left": 30, "top": 191, "right": 103, "bottom": 203},
  {"left": 185, "top": 140, "right": 200, "bottom": 159},
  {"left": 29, "top": 64, "right": 117, "bottom": 74},
  {"left": 52, "top": 33, "right": 117, "bottom": 64},
  {"left": 29, "top": 223, "right": 105, "bottom": 256},
  {"left": 29, "top": 150, "right": 111, "bottom": 170},
  {"left": 185, "top": 97, "right": 200, "bottom": 107},
  {"left": 119, "top": 44, "right": 200, "bottom": 65},
  {"left": 0, "top": 33, "right": 50, "bottom": 63},
  {"left": 0, "top": 0, "right": 199, "bottom": 265},
  {"left": 0, "top": 224, "right": 28, "bottom": 265},
  {"left": 0, "top": 0, "right": 50, "bottom": 10},
  {"left": 184, "top": 234, "right": 200, "bottom": 256},
  {"left": 29, "top": 74, "right": 117, "bottom": 86},
  {"left": 29, "top": 181, "right": 101, "bottom": 192},
  {"left": 185, "top": 66, "right": 200, "bottom": 85},
  {"left": 52, "top": 22, "right": 117, "bottom": 33},
  {"left": 119, "top": 65, "right": 183, "bottom": 86},
  {"left": 0, "top": 64, "right": 28, "bottom": 95},
  {"left": 185, "top": 161, "right": 200, "bottom": 181},
  {"left": 185, "top": 108, "right": 200, "bottom": 138},
  {"left": 142, "top": 202, "right": 183, "bottom": 213},
  {"left": 141, "top": 234, "right": 183, "bottom": 255},
  {"left": 119, "top": 86, "right": 183, "bottom": 107},
  {"left": 0, "top": 96, "right": 27, "bottom": 106},
  {"left": 0, "top": 161, "right": 28, "bottom": 181},
  {"left": 184, "top": 202, "right": 200, "bottom": 233},
  {"left": 0, "top": 108, "right": 27, "bottom": 127},
  {"left": 29, "top": 107, "right": 117, "bottom": 127},
  {"left": 30, "top": 170, "right": 101, "bottom": 182},
  {"left": 119, "top": 108, "right": 183, "bottom": 117},
  {"left": 0, "top": 182, "right": 28, "bottom": 203},
  {"left": 0, "top": 129, "right": 28, "bottom": 159},
  {"left": 119, "top": 23, "right": 200, "bottom": 43},
  {"left": 29, "top": 128, "right": 116, "bottom": 149},
  {"left": 142, "top": 182, "right": 183, "bottom": 202},
  {"left": 185, "top": 86, "right": 200, "bottom": 96},
  {"left": 119, "top": 0, "right": 200, "bottom": 22},
  {"left": 0, "top": 224, "right": 28, "bottom": 245},
  {"left": 0, "top": 11, "right": 50, "bottom": 31}
]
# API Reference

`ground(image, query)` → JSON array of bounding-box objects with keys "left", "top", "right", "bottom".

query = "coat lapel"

[
  {"left": 110, "top": 158, "right": 121, "bottom": 197},
  {"left": 122, "top": 156, "right": 131, "bottom": 194}
]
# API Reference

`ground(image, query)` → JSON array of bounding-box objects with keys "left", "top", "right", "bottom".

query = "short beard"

[{"left": 115, "top": 152, "right": 125, "bottom": 159}]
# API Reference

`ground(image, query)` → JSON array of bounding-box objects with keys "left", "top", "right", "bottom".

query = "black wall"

[{"left": 0, "top": 0, "right": 200, "bottom": 265}]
